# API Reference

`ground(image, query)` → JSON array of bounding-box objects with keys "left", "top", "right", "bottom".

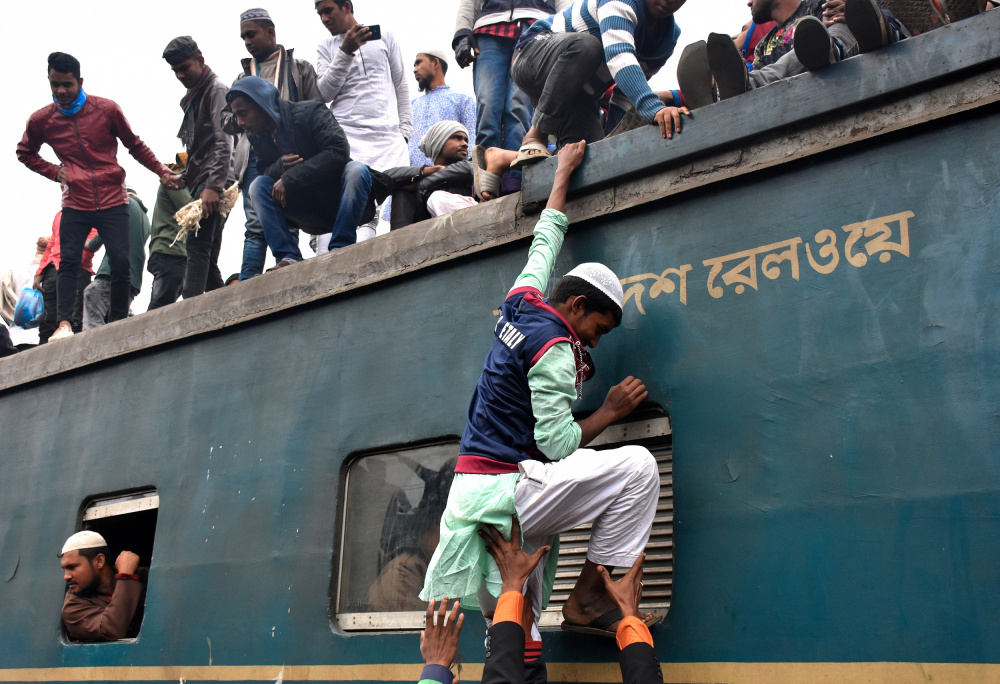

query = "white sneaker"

[{"left": 49, "top": 323, "right": 74, "bottom": 341}]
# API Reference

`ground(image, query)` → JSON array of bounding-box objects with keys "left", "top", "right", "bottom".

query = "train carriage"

[{"left": 1, "top": 12, "right": 999, "bottom": 684}]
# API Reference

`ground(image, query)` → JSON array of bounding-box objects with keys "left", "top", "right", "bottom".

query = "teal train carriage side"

[{"left": 1, "top": 13, "right": 999, "bottom": 684}]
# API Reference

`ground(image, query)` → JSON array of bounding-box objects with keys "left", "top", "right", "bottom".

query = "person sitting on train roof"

[
  {"left": 225, "top": 76, "right": 378, "bottom": 271},
  {"left": 383, "top": 121, "right": 475, "bottom": 230},
  {"left": 59, "top": 531, "right": 147, "bottom": 641},
  {"left": 505, "top": 0, "right": 690, "bottom": 171},
  {"left": 675, "top": 0, "right": 952, "bottom": 108},
  {"left": 420, "top": 140, "right": 663, "bottom": 655}
]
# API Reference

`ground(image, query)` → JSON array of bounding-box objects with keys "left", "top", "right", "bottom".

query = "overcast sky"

[{"left": 3, "top": 0, "right": 749, "bottom": 311}]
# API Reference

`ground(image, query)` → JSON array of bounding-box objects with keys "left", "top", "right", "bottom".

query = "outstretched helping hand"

[
  {"left": 596, "top": 553, "right": 646, "bottom": 619},
  {"left": 420, "top": 598, "right": 465, "bottom": 669},
  {"left": 479, "top": 515, "right": 551, "bottom": 594}
]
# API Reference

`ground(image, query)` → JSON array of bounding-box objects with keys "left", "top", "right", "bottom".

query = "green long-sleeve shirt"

[{"left": 420, "top": 209, "right": 579, "bottom": 609}]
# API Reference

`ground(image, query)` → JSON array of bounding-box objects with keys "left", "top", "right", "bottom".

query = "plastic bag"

[{"left": 13, "top": 287, "right": 44, "bottom": 329}]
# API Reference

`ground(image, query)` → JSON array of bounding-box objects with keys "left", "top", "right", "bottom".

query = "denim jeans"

[
  {"left": 239, "top": 151, "right": 299, "bottom": 280},
  {"left": 248, "top": 161, "right": 372, "bottom": 261},
  {"left": 473, "top": 34, "right": 533, "bottom": 152}
]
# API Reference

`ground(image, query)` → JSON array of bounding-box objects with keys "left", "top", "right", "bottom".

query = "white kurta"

[{"left": 316, "top": 30, "right": 412, "bottom": 248}]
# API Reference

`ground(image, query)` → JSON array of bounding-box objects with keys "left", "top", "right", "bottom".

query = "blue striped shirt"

[{"left": 524, "top": 0, "right": 681, "bottom": 122}]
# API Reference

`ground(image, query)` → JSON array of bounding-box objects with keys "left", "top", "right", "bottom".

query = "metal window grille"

[{"left": 539, "top": 416, "right": 672, "bottom": 626}]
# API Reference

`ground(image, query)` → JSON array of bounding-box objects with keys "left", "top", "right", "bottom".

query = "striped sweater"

[{"left": 523, "top": 0, "right": 681, "bottom": 122}]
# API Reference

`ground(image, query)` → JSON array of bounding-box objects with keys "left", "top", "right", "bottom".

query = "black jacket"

[
  {"left": 382, "top": 161, "right": 474, "bottom": 203},
  {"left": 249, "top": 99, "right": 352, "bottom": 200}
]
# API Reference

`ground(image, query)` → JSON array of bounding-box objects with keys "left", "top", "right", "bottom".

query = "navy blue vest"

[{"left": 457, "top": 286, "right": 591, "bottom": 474}]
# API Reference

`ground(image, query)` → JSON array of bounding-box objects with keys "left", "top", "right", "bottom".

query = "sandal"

[
  {"left": 472, "top": 145, "right": 501, "bottom": 200},
  {"left": 508, "top": 142, "right": 551, "bottom": 171},
  {"left": 707, "top": 32, "right": 750, "bottom": 100},
  {"left": 676, "top": 40, "right": 715, "bottom": 110},
  {"left": 560, "top": 608, "right": 663, "bottom": 638}
]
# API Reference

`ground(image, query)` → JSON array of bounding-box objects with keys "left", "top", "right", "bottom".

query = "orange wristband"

[
  {"left": 493, "top": 591, "right": 525, "bottom": 625},
  {"left": 616, "top": 616, "right": 653, "bottom": 650}
]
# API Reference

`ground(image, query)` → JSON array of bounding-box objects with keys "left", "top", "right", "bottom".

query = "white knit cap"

[
  {"left": 60, "top": 531, "right": 107, "bottom": 557},
  {"left": 565, "top": 262, "right": 624, "bottom": 311}
]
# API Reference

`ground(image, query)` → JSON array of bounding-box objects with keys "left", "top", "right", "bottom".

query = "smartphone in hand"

[{"left": 364, "top": 23, "right": 382, "bottom": 40}]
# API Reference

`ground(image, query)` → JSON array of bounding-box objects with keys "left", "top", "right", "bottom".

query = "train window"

[
  {"left": 539, "top": 410, "right": 673, "bottom": 627},
  {"left": 336, "top": 442, "right": 459, "bottom": 630},
  {"left": 63, "top": 488, "right": 158, "bottom": 642},
  {"left": 335, "top": 411, "right": 672, "bottom": 632}
]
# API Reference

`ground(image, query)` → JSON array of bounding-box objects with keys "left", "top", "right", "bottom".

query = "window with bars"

[
  {"left": 539, "top": 412, "right": 673, "bottom": 626},
  {"left": 335, "top": 413, "right": 673, "bottom": 631}
]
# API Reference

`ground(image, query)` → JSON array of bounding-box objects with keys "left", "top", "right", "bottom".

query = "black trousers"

[
  {"left": 510, "top": 31, "right": 607, "bottom": 146},
  {"left": 38, "top": 263, "right": 88, "bottom": 342},
  {"left": 147, "top": 252, "right": 187, "bottom": 311},
  {"left": 182, "top": 206, "right": 227, "bottom": 299},
  {"left": 58, "top": 204, "right": 130, "bottom": 323}
]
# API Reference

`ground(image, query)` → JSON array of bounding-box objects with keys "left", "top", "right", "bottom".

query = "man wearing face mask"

[{"left": 16, "top": 52, "right": 180, "bottom": 341}]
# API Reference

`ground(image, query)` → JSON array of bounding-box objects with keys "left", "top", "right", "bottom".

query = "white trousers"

[
  {"left": 426, "top": 191, "right": 477, "bottom": 217},
  {"left": 480, "top": 445, "right": 659, "bottom": 639}
]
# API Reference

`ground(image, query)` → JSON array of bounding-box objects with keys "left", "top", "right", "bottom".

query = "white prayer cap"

[
  {"left": 565, "top": 263, "right": 624, "bottom": 311},
  {"left": 421, "top": 49, "right": 450, "bottom": 66},
  {"left": 60, "top": 531, "right": 107, "bottom": 557}
]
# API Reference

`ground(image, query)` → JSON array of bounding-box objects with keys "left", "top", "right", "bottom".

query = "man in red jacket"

[{"left": 16, "top": 52, "right": 181, "bottom": 341}]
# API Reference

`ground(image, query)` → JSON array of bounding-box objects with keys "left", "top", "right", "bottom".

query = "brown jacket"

[{"left": 61, "top": 574, "right": 145, "bottom": 641}]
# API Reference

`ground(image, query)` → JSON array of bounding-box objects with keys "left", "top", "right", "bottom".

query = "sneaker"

[
  {"left": 676, "top": 40, "right": 716, "bottom": 110},
  {"left": 879, "top": 0, "right": 947, "bottom": 34},
  {"left": 847, "top": 0, "right": 891, "bottom": 52},
  {"left": 706, "top": 33, "right": 750, "bottom": 100},
  {"left": 49, "top": 323, "right": 74, "bottom": 341},
  {"left": 794, "top": 16, "right": 838, "bottom": 70},
  {"left": 266, "top": 258, "right": 298, "bottom": 272}
]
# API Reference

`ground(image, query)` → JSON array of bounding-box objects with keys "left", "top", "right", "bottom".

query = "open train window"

[
  {"left": 336, "top": 442, "right": 459, "bottom": 630},
  {"left": 335, "top": 410, "right": 672, "bottom": 632},
  {"left": 63, "top": 488, "right": 158, "bottom": 642}
]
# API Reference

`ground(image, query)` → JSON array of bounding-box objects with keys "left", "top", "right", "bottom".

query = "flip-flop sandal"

[
  {"left": 676, "top": 40, "right": 715, "bottom": 110},
  {"left": 793, "top": 16, "right": 837, "bottom": 71},
  {"left": 508, "top": 143, "right": 551, "bottom": 171},
  {"left": 560, "top": 609, "right": 664, "bottom": 638},
  {"left": 707, "top": 32, "right": 750, "bottom": 100},
  {"left": 472, "top": 145, "right": 501, "bottom": 200},
  {"left": 846, "top": 0, "right": 890, "bottom": 53}
]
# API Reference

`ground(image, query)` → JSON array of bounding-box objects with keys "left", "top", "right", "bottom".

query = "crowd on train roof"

[{"left": 2, "top": 0, "right": 994, "bottom": 355}]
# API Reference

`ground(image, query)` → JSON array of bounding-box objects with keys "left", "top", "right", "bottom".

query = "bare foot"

[{"left": 481, "top": 147, "right": 518, "bottom": 200}]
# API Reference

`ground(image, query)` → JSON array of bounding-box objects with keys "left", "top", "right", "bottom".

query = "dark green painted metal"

[{"left": 1, "top": 52, "right": 999, "bottom": 684}]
